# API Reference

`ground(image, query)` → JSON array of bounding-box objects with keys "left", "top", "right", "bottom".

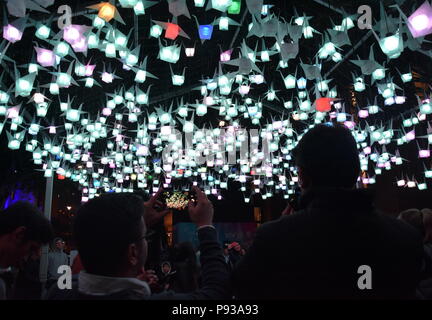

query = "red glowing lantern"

[
  {"left": 165, "top": 23, "right": 180, "bottom": 40},
  {"left": 57, "top": 174, "right": 65, "bottom": 180},
  {"left": 315, "top": 97, "right": 335, "bottom": 112}
]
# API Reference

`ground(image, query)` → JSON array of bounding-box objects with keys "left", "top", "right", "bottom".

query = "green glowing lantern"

[
  {"left": 354, "top": 77, "right": 365, "bottom": 92},
  {"left": 105, "top": 43, "right": 116, "bottom": 58},
  {"left": 85, "top": 78, "right": 94, "bottom": 88},
  {"left": 134, "top": 1, "right": 145, "bottom": 15},
  {"left": 159, "top": 45, "right": 181, "bottom": 63},
  {"left": 197, "top": 104, "right": 207, "bottom": 116},
  {"left": 36, "top": 102, "right": 48, "bottom": 117},
  {"left": 36, "top": 25, "right": 51, "bottom": 39},
  {"left": 379, "top": 33, "right": 403, "bottom": 59},
  {"left": 283, "top": 74, "right": 296, "bottom": 89},
  {"left": 372, "top": 68, "right": 385, "bottom": 81},
  {"left": 150, "top": 24, "right": 163, "bottom": 38},
  {"left": 56, "top": 73, "right": 71, "bottom": 88},
  {"left": 420, "top": 102, "right": 432, "bottom": 115},
  {"left": 55, "top": 42, "right": 69, "bottom": 57},
  {"left": 49, "top": 83, "right": 59, "bottom": 95},
  {"left": 28, "top": 63, "right": 38, "bottom": 74},
  {"left": 219, "top": 17, "right": 229, "bottom": 30},
  {"left": 88, "top": 33, "right": 99, "bottom": 48},
  {"left": 172, "top": 74, "right": 185, "bottom": 86},
  {"left": 93, "top": 16, "right": 106, "bottom": 29},
  {"left": 401, "top": 73, "right": 412, "bottom": 83},
  {"left": 66, "top": 109, "right": 80, "bottom": 122}
]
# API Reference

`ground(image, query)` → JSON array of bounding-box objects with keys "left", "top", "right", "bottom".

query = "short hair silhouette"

[
  {"left": 73, "top": 193, "right": 145, "bottom": 276},
  {"left": 292, "top": 123, "right": 360, "bottom": 188},
  {"left": 0, "top": 201, "right": 53, "bottom": 243}
]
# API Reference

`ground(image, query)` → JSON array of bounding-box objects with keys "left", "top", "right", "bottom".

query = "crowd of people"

[{"left": 0, "top": 124, "right": 431, "bottom": 300}]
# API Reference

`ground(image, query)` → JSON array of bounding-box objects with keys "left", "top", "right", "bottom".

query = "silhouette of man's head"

[
  {"left": 0, "top": 202, "right": 53, "bottom": 268},
  {"left": 292, "top": 123, "right": 360, "bottom": 190},
  {"left": 73, "top": 193, "right": 147, "bottom": 277}
]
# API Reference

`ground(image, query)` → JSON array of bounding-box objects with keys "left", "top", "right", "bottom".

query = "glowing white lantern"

[
  {"left": 219, "top": 17, "right": 229, "bottom": 30},
  {"left": 57, "top": 73, "right": 71, "bottom": 87},
  {"left": 354, "top": 78, "right": 365, "bottom": 92},
  {"left": 172, "top": 75, "right": 185, "bottom": 86},
  {"left": 105, "top": 43, "right": 116, "bottom": 57},
  {"left": 401, "top": 73, "right": 412, "bottom": 83},
  {"left": 197, "top": 104, "right": 207, "bottom": 116},
  {"left": 66, "top": 109, "right": 80, "bottom": 122},
  {"left": 297, "top": 77, "right": 307, "bottom": 89},
  {"left": 150, "top": 24, "right": 163, "bottom": 38},
  {"left": 55, "top": 42, "right": 69, "bottom": 57},
  {"left": 185, "top": 47, "right": 195, "bottom": 57},
  {"left": 36, "top": 25, "right": 50, "bottom": 39},
  {"left": 284, "top": 75, "right": 296, "bottom": 89},
  {"left": 372, "top": 68, "right": 385, "bottom": 81},
  {"left": 379, "top": 34, "right": 403, "bottom": 59}
]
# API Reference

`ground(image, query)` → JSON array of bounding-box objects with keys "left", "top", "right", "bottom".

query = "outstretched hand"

[
  {"left": 143, "top": 188, "right": 170, "bottom": 227},
  {"left": 187, "top": 186, "right": 214, "bottom": 228}
]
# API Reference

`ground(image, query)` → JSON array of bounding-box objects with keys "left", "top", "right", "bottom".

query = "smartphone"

[{"left": 163, "top": 190, "right": 196, "bottom": 211}]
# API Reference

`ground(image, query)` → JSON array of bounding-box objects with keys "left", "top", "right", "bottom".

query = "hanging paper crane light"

[
  {"left": 165, "top": 23, "right": 180, "bottom": 40},
  {"left": 407, "top": 1, "right": 432, "bottom": 38},
  {"left": 97, "top": 3, "right": 116, "bottom": 22},
  {"left": 35, "top": 48, "right": 56, "bottom": 67},
  {"left": 199, "top": 25, "right": 214, "bottom": 40}
]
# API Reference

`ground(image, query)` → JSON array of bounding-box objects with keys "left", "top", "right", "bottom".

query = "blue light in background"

[{"left": 3, "top": 188, "right": 37, "bottom": 209}]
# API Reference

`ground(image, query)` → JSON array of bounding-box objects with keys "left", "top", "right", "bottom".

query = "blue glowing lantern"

[{"left": 199, "top": 25, "right": 213, "bottom": 40}]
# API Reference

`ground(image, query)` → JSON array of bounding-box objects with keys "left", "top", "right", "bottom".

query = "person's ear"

[
  {"left": 298, "top": 167, "right": 311, "bottom": 189},
  {"left": 127, "top": 243, "right": 139, "bottom": 266}
]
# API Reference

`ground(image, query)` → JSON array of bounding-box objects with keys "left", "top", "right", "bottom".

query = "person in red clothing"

[{"left": 71, "top": 254, "right": 83, "bottom": 275}]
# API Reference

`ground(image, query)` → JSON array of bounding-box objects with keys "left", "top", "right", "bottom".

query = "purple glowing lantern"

[
  {"left": 71, "top": 36, "right": 88, "bottom": 52},
  {"left": 419, "top": 149, "right": 431, "bottom": 158},
  {"left": 408, "top": 1, "right": 432, "bottom": 38},
  {"left": 35, "top": 47, "right": 56, "bottom": 67},
  {"left": 220, "top": 50, "right": 232, "bottom": 62},
  {"left": 63, "top": 25, "right": 88, "bottom": 45},
  {"left": 3, "top": 24, "right": 23, "bottom": 43},
  {"left": 358, "top": 109, "right": 369, "bottom": 118},
  {"left": 85, "top": 64, "right": 96, "bottom": 76}
]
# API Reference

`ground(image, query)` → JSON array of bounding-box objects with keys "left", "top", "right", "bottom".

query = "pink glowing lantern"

[
  {"left": 85, "top": 64, "right": 96, "bottom": 76},
  {"left": 408, "top": 1, "right": 432, "bottom": 38},
  {"left": 3, "top": 24, "right": 23, "bottom": 43},
  {"left": 63, "top": 25, "right": 86, "bottom": 45},
  {"left": 7, "top": 106, "right": 19, "bottom": 119},
  {"left": 239, "top": 85, "right": 250, "bottom": 95},
  {"left": 363, "top": 146, "right": 371, "bottom": 155},
  {"left": 344, "top": 121, "right": 356, "bottom": 129},
  {"left": 71, "top": 36, "right": 88, "bottom": 52},
  {"left": 35, "top": 47, "right": 56, "bottom": 67},
  {"left": 102, "top": 108, "right": 112, "bottom": 116},
  {"left": 101, "top": 72, "right": 113, "bottom": 83},
  {"left": 220, "top": 50, "right": 232, "bottom": 62},
  {"left": 358, "top": 109, "right": 369, "bottom": 118},
  {"left": 419, "top": 149, "right": 431, "bottom": 158},
  {"left": 406, "top": 130, "right": 416, "bottom": 141}
]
